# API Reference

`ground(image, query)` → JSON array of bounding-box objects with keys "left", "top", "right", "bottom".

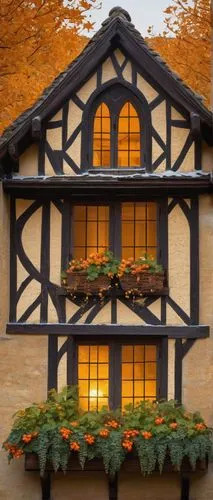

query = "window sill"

[{"left": 87, "top": 168, "right": 146, "bottom": 176}]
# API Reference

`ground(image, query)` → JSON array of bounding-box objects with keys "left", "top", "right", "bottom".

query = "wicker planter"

[
  {"left": 120, "top": 271, "right": 165, "bottom": 294},
  {"left": 67, "top": 272, "right": 110, "bottom": 294}
]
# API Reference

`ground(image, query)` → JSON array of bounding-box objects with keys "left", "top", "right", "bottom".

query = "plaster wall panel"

[
  {"left": 168, "top": 204, "right": 190, "bottom": 316},
  {"left": 102, "top": 57, "right": 117, "bottom": 83},
  {"left": 52, "top": 472, "right": 108, "bottom": 500},
  {"left": 202, "top": 143, "right": 213, "bottom": 172},
  {"left": 65, "top": 299, "right": 80, "bottom": 323},
  {"left": 171, "top": 128, "right": 194, "bottom": 171},
  {"left": 168, "top": 339, "right": 175, "bottom": 400},
  {"left": 50, "top": 109, "right": 62, "bottom": 121},
  {"left": 152, "top": 137, "right": 164, "bottom": 165},
  {"left": 171, "top": 107, "right": 187, "bottom": 121},
  {"left": 49, "top": 202, "right": 62, "bottom": 286},
  {"left": 63, "top": 160, "right": 78, "bottom": 176},
  {"left": 137, "top": 74, "right": 158, "bottom": 103},
  {"left": 58, "top": 337, "right": 67, "bottom": 391},
  {"left": 17, "top": 279, "right": 41, "bottom": 322},
  {"left": 45, "top": 153, "right": 57, "bottom": 176},
  {"left": 117, "top": 300, "right": 145, "bottom": 325},
  {"left": 147, "top": 299, "right": 161, "bottom": 321},
  {"left": 154, "top": 159, "right": 167, "bottom": 173},
  {"left": 17, "top": 256, "right": 29, "bottom": 289},
  {"left": 91, "top": 301, "right": 111, "bottom": 324},
  {"left": 48, "top": 295, "right": 59, "bottom": 323},
  {"left": 0, "top": 334, "right": 47, "bottom": 499},
  {"left": 66, "top": 132, "right": 81, "bottom": 168},
  {"left": 151, "top": 100, "right": 167, "bottom": 143},
  {"left": 20, "top": 203, "right": 42, "bottom": 271},
  {"left": 19, "top": 144, "right": 38, "bottom": 177},
  {"left": 67, "top": 100, "right": 83, "bottom": 141},
  {"left": 119, "top": 472, "right": 180, "bottom": 500},
  {"left": 114, "top": 48, "right": 125, "bottom": 66},
  {"left": 166, "top": 304, "right": 186, "bottom": 325},
  {"left": 77, "top": 306, "right": 95, "bottom": 324},
  {"left": 0, "top": 186, "right": 9, "bottom": 336},
  {"left": 77, "top": 73, "right": 97, "bottom": 103},
  {"left": 199, "top": 195, "right": 213, "bottom": 327},
  {"left": 46, "top": 126, "right": 62, "bottom": 151},
  {"left": 122, "top": 61, "right": 132, "bottom": 83}
]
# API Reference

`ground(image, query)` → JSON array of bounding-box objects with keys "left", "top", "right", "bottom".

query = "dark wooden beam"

[
  {"left": 40, "top": 472, "right": 51, "bottom": 500},
  {"left": 180, "top": 476, "right": 190, "bottom": 500},
  {"left": 32, "top": 116, "right": 42, "bottom": 140},
  {"left": 108, "top": 474, "right": 118, "bottom": 500},
  {"left": 190, "top": 113, "right": 201, "bottom": 139},
  {"left": 6, "top": 322, "right": 209, "bottom": 338},
  {"left": 8, "top": 142, "right": 19, "bottom": 162}
]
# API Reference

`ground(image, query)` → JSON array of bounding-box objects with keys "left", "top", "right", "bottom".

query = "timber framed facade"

[{"left": 0, "top": 6, "right": 213, "bottom": 500}]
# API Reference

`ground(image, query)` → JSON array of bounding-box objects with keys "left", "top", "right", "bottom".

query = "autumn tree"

[
  {"left": 0, "top": 0, "right": 99, "bottom": 133},
  {"left": 148, "top": 0, "right": 211, "bottom": 108}
]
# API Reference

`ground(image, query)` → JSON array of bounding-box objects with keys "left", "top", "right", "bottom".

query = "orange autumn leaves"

[
  {"left": 148, "top": 0, "right": 211, "bottom": 107},
  {"left": 0, "top": 0, "right": 99, "bottom": 133}
]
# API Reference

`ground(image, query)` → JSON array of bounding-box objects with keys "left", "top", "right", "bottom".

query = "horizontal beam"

[{"left": 6, "top": 323, "right": 209, "bottom": 338}]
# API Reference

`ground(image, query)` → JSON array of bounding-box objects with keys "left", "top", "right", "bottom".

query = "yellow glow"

[
  {"left": 78, "top": 345, "right": 109, "bottom": 411},
  {"left": 121, "top": 202, "right": 157, "bottom": 259},
  {"left": 93, "top": 103, "right": 110, "bottom": 167},
  {"left": 118, "top": 102, "right": 141, "bottom": 167},
  {"left": 73, "top": 205, "right": 109, "bottom": 259}
]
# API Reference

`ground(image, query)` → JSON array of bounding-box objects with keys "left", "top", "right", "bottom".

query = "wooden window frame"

[
  {"left": 69, "top": 200, "right": 165, "bottom": 265},
  {"left": 69, "top": 336, "right": 167, "bottom": 410},
  {"left": 81, "top": 82, "right": 152, "bottom": 172}
]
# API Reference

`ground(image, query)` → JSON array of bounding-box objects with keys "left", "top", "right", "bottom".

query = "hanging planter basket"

[
  {"left": 120, "top": 271, "right": 165, "bottom": 294},
  {"left": 67, "top": 272, "right": 110, "bottom": 294}
]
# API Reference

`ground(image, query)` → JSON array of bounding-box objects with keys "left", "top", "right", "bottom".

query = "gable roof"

[{"left": 0, "top": 5, "right": 212, "bottom": 161}]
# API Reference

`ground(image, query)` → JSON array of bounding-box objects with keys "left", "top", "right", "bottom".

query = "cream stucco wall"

[{"left": 19, "top": 144, "right": 38, "bottom": 177}]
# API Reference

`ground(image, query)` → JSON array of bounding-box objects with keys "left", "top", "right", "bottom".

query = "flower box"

[
  {"left": 24, "top": 452, "right": 208, "bottom": 474},
  {"left": 120, "top": 271, "right": 165, "bottom": 294},
  {"left": 67, "top": 272, "right": 110, "bottom": 294}
]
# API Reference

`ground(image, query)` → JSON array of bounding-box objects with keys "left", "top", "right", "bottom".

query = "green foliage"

[{"left": 3, "top": 388, "right": 213, "bottom": 477}]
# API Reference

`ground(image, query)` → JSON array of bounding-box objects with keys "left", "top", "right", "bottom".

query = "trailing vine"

[{"left": 3, "top": 387, "right": 212, "bottom": 477}]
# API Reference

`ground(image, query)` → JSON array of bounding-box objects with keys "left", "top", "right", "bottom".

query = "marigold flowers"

[
  {"left": 122, "top": 439, "right": 133, "bottom": 452},
  {"left": 169, "top": 422, "right": 178, "bottom": 430},
  {"left": 84, "top": 433, "right": 95, "bottom": 445},
  {"left": 195, "top": 423, "right": 206, "bottom": 431},
  {"left": 99, "top": 429, "right": 110, "bottom": 438},
  {"left": 70, "top": 420, "right": 79, "bottom": 427},
  {"left": 105, "top": 419, "right": 120, "bottom": 429},
  {"left": 123, "top": 429, "right": 139, "bottom": 438},
  {"left": 70, "top": 441, "right": 80, "bottom": 451},
  {"left": 22, "top": 432, "right": 38, "bottom": 443},
  {"left": 141, "top": 431, "right": 152, "bottom": 440},
  {"left": 155, "top": 417, "right": 165, "bottom": 425},
  {"left": 4, "top": 443, "right": 24, "bottom": 458},
  {"left": 59, "top": 427, "right": 72, "bottom": 440}
]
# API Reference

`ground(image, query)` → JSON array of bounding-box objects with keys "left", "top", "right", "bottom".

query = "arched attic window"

[{"left": 82, "top": 84, "right": 151, "bottom": 171}]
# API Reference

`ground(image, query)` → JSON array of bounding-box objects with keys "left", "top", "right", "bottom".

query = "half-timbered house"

[{"left": 0, "top": 6, "right": 213, "bottom": 500}]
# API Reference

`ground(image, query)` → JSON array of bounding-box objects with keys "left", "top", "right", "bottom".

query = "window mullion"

[
  {"left": 109, "top": 203, "right": 121, "bottom": 259},
  {"left": 109, "top": 341, "right": 121, "bottom": 410}
]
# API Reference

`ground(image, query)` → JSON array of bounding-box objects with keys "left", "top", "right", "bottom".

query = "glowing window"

[
  {"left": 121, "top": 345, "right": 157, "bottom": 410},
  {"left": 118, "top": 102, "right": 141, "bottom": 167},
  {"left": 72, "top": 205, "right": 109, "bottom": 259},
  {"left": 93, "top": 103, "right": 111, "bottom": 167},
  {"left": 121, "top": 202, "right": 157, "bottom": 260},
  {"left": 78, "top": 345, "right": 109, "bottom": 411}
]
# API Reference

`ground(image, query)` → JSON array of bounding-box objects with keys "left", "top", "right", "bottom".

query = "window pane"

[
  {"left": 118, "top": 134, "right": 128, "bottom": 150},
  {"left": 147, "top": 203, "right": 157, "bottom": 219},
  {"left": 78, "top": 345, "right": 109, "bottom": 412},
  {"left": 130, "top": 118, "right": 140, "bottom": 133},
  {"left": 118, "top": 102, "right": 141, "bottom": 168},
  {"left": 98, "top": 364, "right": 108, "bottom": 378},
  {"left": 122, "top": 363, "right": 133, "bottom": 380},
  {"left": 122, "top": 346, "right": 133, "bottom": 362},
  {"left": 90, "top": 364, "right": 97, "bottom": 379},
  {"left": 129, "top": 151, "right": 140, "bottom": 166},
  {"left": 99, "top": 346, "right": 109, "bottom": 362},
  {"left": 78, "top": 364, "right": 89, "bottom": 379},
  {"left": 72, "top": 205, "right": 109, "bottom": 259},
  {"left": 122, "top": 344, "right": 157, "bottom": 408},
  {"left": 93, "top": 103, "right": 110, "bottom": 168},
  {"left": 118, "top": 151, "right": 128, "bottom": 167},
  {"left": 79, "top": 346, "right": 89, "bottom": 362},
  {"left": 90, "top": 346, "right": 98, "bottom": 362},
  {"left": 121, "top": 202, "right": 157, "bottom": 259}
]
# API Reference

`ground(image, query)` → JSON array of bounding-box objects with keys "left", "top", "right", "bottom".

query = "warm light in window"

[
  {"left": 78, "top": 345, "right": 109, "bottom": 411},
  {"left": 93, "top": 103, "right": 111, "bottom": 167},
  {"left": 73, "top": 205, "right": 109, "bottom": 259},
  {"left": 121, "top": 345, "right": 157, "bottom": 409},
  {"left": 121, "top": 202, "right": 157, "bottom": 259},
  {"left": 118, "top": 102, "right": 141, "bottom": 168}
]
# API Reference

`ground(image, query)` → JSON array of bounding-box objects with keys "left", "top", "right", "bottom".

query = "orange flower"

[
  {"left": 123, "top": 429, "right": 139, "bottom": 438},
  {"left": 14, "top": 449, "right": 24, "bottom": 459},
  {"left": 70, "top": 441, "right": 80, "bottom": 451},
  {"left": 141, "top": 431, "right": 152, "bottom": 440},
  {"left": 84, "top": 433, "right": 95, "bottom": 445},
  {"left": 169, "top": 422, "right": 178, "bottom": 430},
  {"left": 22, "top": 434, "right": 32, "bottom": 444},
  {"left": 99, "top": 429, "right": 110, "bottom": 438},
  {"left": 70, "top": 420, "right": 79, "bottom": 427},
  {"left": 59, "top": 427, "right": 72, "bottom": 440},
  {"left": 195, "top": 423, "right": 206, "bottom": 431},
  {"left": 122, "top": 439, "right": 133, "bottom": 452},
  {"left": 155, "top": 417, "right": 165, "bottom": 425},
  {"left": 105, "top": 419, "right": 120, "bottom": 429}
]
